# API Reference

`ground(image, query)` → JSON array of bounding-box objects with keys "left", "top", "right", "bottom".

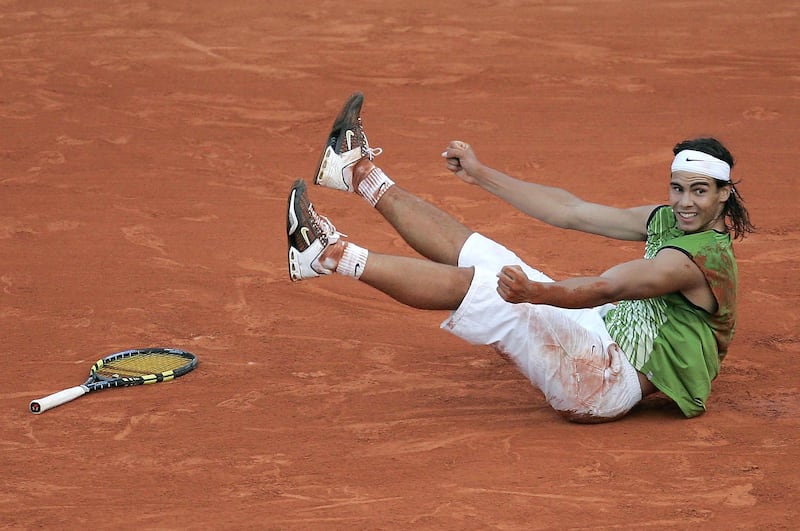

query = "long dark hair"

[{"left": 673, "top": 137, "right": 755, "bottom": 240}]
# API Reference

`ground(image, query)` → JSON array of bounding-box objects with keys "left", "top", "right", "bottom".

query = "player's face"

[{"left": 669, "top": 172, "right": 731, "bottom": 233}]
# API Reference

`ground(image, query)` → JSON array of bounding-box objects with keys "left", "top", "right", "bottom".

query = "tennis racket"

[{"left": 30, "top": 347, "right": 198, "bottom": 414}]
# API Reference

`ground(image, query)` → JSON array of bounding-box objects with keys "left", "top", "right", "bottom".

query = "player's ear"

[{"left": 718, "top": 183, "right": 732, "bottom": 203}]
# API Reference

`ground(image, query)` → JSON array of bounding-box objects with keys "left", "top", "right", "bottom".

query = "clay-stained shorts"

[{"left": 441, "top": 233, "right": 642, "bottom": 422}]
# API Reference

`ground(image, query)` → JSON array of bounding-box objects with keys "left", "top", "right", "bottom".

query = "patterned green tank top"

[{"left": 604, "top": 206, "right": 738, "bottom": 417}]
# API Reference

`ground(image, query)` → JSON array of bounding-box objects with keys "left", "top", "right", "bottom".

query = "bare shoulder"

[
  {"left": 651, "top": 247, "right": 702, "bottom": 280},
  {"left": 601, "top": 246, "right": 704, "bottom": 302},
  {"left": 628, "top": 204, "right": 663, "bottom": 228},
  {"left": 571, "top": 203, "right": 661, "bottom": 241},
  {"left": 652, "top": 247, "right": 716, "bottom": 311}
]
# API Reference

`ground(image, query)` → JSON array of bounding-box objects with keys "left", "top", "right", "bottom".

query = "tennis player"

[{"left": 287, "top": 93, "right": 754, "bottom": 423}]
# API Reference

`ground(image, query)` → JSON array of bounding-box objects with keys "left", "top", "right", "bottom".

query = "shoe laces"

[
  {"left": 310, "top": 207, "right": 346, "bottom": 242},
  {"left": 361, "top": 133, "right": 382, "bottom": 160},
  {"left": 356, "top": 118, "right": 382, "bottom": 161}
]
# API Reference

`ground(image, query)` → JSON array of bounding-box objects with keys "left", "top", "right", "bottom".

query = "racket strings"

[{"left": 97, "top": 354, "right": 190, "bottom": 377}]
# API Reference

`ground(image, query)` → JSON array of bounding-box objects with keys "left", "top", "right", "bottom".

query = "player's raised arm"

[{"left": 442, "top": 141, "right": 654, "bottom": 241}]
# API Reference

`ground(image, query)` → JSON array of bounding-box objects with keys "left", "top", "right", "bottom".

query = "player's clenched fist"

[
  {"left": 441, "top": 140, "right": 483, "bottom": 185},
  {"left": 496, "top": 265, "right": 539, "bottom": 304}
]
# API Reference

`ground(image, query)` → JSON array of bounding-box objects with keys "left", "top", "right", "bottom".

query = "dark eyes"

[{"left": 671, "top": 186, "right": 708, "bottom": 194}]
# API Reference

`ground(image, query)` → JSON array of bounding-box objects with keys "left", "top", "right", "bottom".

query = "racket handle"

[{"left": 30, "top": 386, "right": 88, "bottom": 414}]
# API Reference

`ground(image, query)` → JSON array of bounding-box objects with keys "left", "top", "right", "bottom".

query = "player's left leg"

[{"left": 288, "top": 179, "right": 472, "bottom": 310}]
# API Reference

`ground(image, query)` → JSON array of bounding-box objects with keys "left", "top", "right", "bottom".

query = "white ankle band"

[
  {"left": 336, "top": 242, "right": 369, "bottom": 279},
  {"left": 358, "top": 167, "right": 395, "bottom": 208}
]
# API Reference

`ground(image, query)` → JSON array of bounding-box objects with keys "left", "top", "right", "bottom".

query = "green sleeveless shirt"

[{"left": 603, "top": 206, "right": 738, "bottom": 417}]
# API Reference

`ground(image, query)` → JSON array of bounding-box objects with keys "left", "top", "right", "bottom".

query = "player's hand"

[
  {"left": 496, "top": 265, "right": 538, "bottom": 304},
  {"left": 441, "top": 140, "right": 482, "bottom": 185}
]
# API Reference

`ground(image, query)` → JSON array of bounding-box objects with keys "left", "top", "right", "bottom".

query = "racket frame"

[{"left": 29, "top": 347, "right": 198, "bottom": 414}]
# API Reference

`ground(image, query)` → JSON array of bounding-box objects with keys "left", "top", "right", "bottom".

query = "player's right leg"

[
  {"left": 353, "top": 159, "right": 472, "bottom": 267},
  {"left": 314, "top": 92, "right": 471, "bottom": 267}
]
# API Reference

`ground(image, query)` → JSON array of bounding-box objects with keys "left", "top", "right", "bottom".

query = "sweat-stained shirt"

[{"left": 603, "top": 206, "right": 738, "bottom": 417}]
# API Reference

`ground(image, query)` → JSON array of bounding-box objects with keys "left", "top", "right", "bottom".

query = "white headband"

[{"left": 671, "top": 149, "right": 730, "bottom": 182}]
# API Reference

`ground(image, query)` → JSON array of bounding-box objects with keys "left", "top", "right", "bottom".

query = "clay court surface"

[{"left": 2, "top": 1, "right": 799, "bottom": 529}]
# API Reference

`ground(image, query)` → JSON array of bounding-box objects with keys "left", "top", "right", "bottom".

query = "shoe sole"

[
  {"left": 287, "top": 179, "right": 306, "bottom": 236},
  {"left": 287, "top": 179, "right": 306, "bottom": 281},
  {"left": 314, "top": 92, "right": 364, "bottom": 189}
]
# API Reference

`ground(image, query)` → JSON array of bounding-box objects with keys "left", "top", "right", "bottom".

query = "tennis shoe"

[
  {"left": 287, "top": 179, "right": 342, "bottom": 281},
  {"left": 314, "top": 91, "right": 382, "bottom": 192}
]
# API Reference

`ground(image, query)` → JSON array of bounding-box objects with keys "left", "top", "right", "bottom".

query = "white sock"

[
  {"left": 357, "top": 167, "right": 395, "bottom": 208},
  {"left": 335, "top": 242, "right": 369, "bottom": 279}
]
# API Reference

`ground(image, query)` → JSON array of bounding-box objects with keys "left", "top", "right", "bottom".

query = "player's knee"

[{"left": 451, "top": 266, "right": 475, "bottom": 306}]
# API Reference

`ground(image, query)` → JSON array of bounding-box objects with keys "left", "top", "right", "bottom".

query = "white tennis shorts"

[{"left": 441, "top": 233, "right": 642, "bottom": 422}]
